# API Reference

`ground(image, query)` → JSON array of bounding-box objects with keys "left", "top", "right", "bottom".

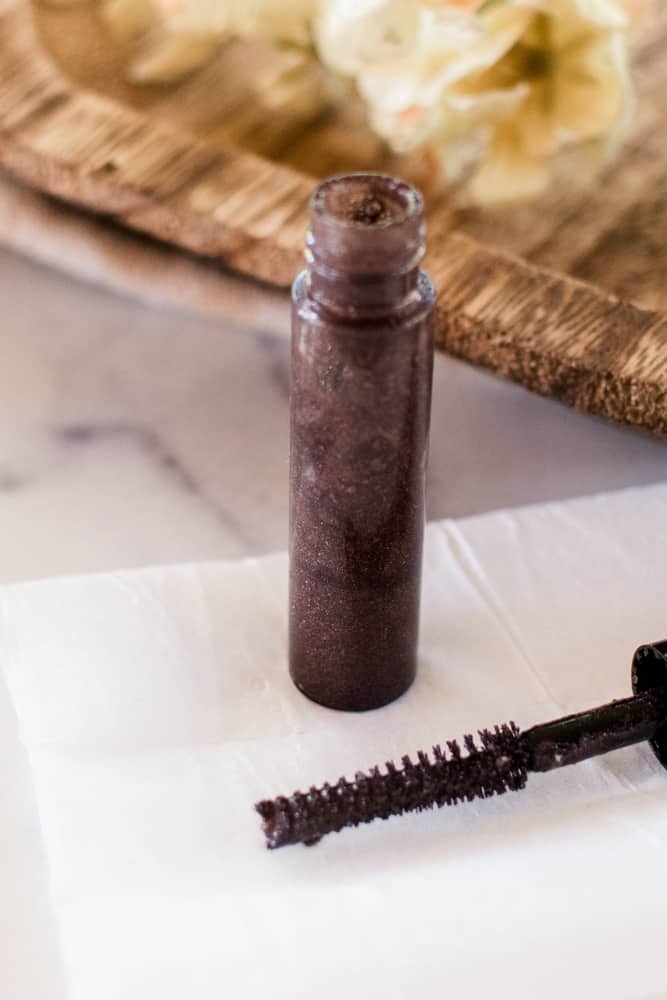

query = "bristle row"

[{"left": 255, "top": 722, "right": 528, "bottom": 849}]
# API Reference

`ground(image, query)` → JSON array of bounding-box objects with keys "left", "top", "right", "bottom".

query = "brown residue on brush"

[{"left": 256, "top": 725, "right": 527, "bottom": 850}]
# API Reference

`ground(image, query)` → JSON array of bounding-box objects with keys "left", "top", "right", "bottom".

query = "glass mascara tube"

[{"left": 289, "top": 173, "right": 435, "bottom": 711}]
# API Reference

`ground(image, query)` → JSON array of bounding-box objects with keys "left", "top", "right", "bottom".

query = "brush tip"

[{"left": 255, "top": 799, "right": 280, "bottom": 849}]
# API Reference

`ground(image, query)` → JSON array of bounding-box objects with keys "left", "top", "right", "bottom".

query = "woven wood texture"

[{"left": 0, "top": 0, "right": 666, "bottom": 435}]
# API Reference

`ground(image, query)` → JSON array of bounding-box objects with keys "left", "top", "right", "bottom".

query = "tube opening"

[{"left": 311, "top": 173, "right": 422, "bottom": 231}]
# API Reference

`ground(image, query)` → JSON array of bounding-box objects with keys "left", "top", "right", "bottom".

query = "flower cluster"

[
  {"left": 317, "top": 0, "right": 642, "bottom": 201},
  {"left": 105, "top": 0, "right": 650, "bottom": 201}
]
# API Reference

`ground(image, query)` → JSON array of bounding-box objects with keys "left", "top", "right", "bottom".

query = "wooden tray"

[{"left": 1, "top": 0, "right": 666, "bottom": 436}]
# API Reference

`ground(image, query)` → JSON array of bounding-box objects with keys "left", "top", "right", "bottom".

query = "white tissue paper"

[{"left": 2, "top": 483, "right": 667, "bottom": 1000}]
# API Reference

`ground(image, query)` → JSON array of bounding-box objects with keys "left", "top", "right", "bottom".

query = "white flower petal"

[
  {"left": 315, "top": 0, "right": 420, "bottom": 75},
  {"left": 426, "top": 6, "right": 534, "bottom": 89},
  {"left": 419, "top": 7, "right": 486, "bottom": 52},
  {"left": 445, "top": 82, "right": 530, "bottom": 121},
  {"left": 553, "top": 35, "right": 630, "bottom": 140},
  {"left": 566, "top": 0, "right": 628, "bottom": 29},
  {"left": 470, "top": 129, "right": 550, "bottom": 202}
]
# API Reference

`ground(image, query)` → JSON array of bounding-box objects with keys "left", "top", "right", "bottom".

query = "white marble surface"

[{"left": 0, "top": 242, "right": 665, "bottom": 585}]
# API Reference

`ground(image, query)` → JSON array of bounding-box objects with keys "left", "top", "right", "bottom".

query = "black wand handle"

[{"left": 524, "top": 687, "right": 666, "bottom": 772}]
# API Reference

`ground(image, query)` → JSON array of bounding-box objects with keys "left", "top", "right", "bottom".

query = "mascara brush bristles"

[{"left": 255, "top": 723, "right": 528, "bottom": 849}]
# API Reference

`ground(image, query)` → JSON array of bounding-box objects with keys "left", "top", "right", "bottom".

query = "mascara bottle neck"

[{"left": 304, "top": 173, "right": 426, "bottom": 317}]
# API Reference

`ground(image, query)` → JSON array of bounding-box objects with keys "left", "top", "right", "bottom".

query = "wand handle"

[{"left": 524, "top": 688, "right": 667, "bottom": 773}]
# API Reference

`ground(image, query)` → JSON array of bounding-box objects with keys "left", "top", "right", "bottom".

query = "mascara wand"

[{"left": 255, "top": 641, "right": 667, "bottom": 849}]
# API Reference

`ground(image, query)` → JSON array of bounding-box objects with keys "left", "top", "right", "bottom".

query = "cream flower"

[
  {"left": 318, "top": 0, "right": 638, "bottom": 201},
  {"left": 105, "top": 0, "right": 649, "bottom": 200},
  {"left": 470, "top": 3, "right": 634, "bottom": 201},
  {"left": 315, "top": 2, "right": 494, "bottom": 78}
]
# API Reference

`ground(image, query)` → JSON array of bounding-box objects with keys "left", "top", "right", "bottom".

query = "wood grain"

[{"left": 0, "top": 0, "right": 665, "bottom": 436}]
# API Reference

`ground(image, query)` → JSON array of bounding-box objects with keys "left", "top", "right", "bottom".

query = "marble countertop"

[{"left": 1, "top": 241, "right": 665, "bottom": 586}]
